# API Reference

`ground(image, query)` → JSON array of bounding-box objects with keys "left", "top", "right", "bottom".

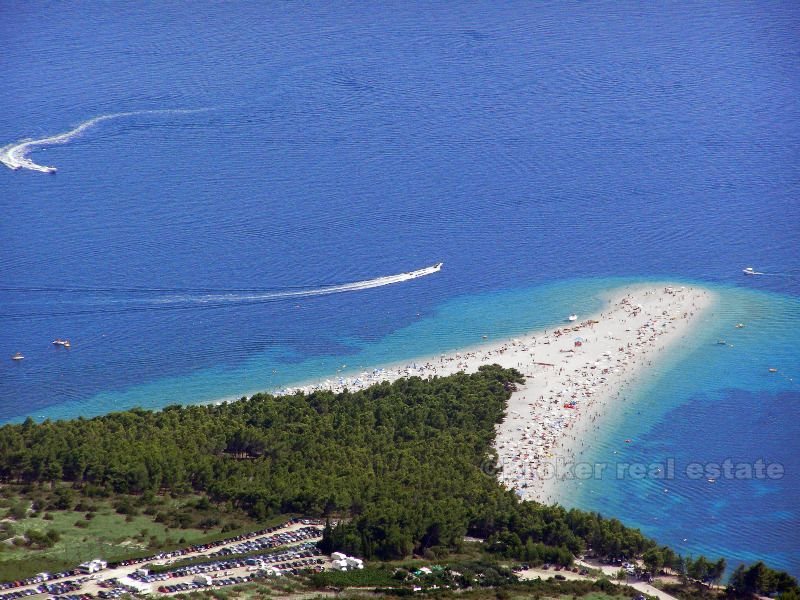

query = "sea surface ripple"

[{"left": 1, "top": 1, "right": 798, "bottom": 576}]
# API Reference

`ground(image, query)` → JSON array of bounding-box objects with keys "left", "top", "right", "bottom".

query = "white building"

[
  {"left": 330, "top": 554, "right": 364, "bottom": 571},
  {"left": 77, "top": 559, "right": 107, "bottom": 574},
  {"left": 118, "top": 576, "right": 151, "bottom": 595},
  {"left": 345, "top": 557, "right": 364, "bottom": 569}
]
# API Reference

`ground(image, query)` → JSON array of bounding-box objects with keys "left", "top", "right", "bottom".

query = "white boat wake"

[
  {"left": 0, "top": 109, "right": 208, "bottom": 173},
  {"left": 0, "top": 263, "right": 444, "bottom": 318},
  {"left": 157, "top": 262, "right": 445, "bottom": 305}
]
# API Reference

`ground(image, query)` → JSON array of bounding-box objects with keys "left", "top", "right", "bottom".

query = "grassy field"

[
  {"left": 172, "top": 583, "right": 638, "bottom": 600},
  {"left": 0, "top": 485, "right": 284, "bottom": 581}
]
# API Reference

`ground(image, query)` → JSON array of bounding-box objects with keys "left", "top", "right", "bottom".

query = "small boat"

[
  {"left": 568, "top": 314, "right": 578, "bottom": 322},
  {"left": 769, "top": 368, "right": 778, "bottom": 373},
  {"left": 11, "top": 352, "right": 24, "bottom": 361},
  {"left": 708, "top": 478, "right": 716, "bottom": 483},
  {"left": 735, "top": 323, "right": 745, "bottom": 329},
  {"left": 743, "top": 267, "right": 763, "bottom": 275},
  {"left": 716, "top": 340, "right": 727, "bottom": 345},
  {"left": 44, "top": 166, "right": 57, "bottom": 174},
  {"left": 52, "top": 339, "right": 71, "bottom": 347}
]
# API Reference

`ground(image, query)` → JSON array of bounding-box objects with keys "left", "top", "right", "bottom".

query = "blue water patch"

[
  {"left": 1, "top": 0, "right": 798, "bottom": 577},
  {"left": 562, "top": 286, "right": 800, "bottom": 575},
  {"left": 2, "top": 277, "right": 615, "bottom": 422}
]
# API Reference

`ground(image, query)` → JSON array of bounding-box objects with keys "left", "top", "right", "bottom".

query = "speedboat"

[
  {"left": 743, "top": 267, "right": 763, "bottom": 275},
  {"left": 568, "top": 314, "right": 578, "bottom": 322},
  {"left": 52, "top": 339, "right": 70, "bottom": 347},
  {"left": 433, "top": 262, "right": 443, "bottom": 270},
  {"left": 44, "top": 166, "right": 57, "bottom": 174},
  {"left": 735, "top": 323, "right": 745, "bottom": 329},
  {"left": 11, "top": 352, "right": 24, "bottom": 361}
]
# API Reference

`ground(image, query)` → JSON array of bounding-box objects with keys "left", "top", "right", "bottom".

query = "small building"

[
  {"left": 118, "top": 576, "right": 151, "bottom": 595},
  {"left": 77, "top": 559, "right": 107, "bottom": 574},
  {"left": 331, "top": 559, "right": 349, "bottom": 571},
  {"left": 331, "top": 553, "right": 365, "bottom": 571}
]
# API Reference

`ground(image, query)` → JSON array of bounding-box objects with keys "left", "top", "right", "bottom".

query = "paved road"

[
  {"left": 520, "top": 560, "right": 679, "bottom": 600},
  {"left": 3, "top": 520, "right": 323, "bottom": 598}
]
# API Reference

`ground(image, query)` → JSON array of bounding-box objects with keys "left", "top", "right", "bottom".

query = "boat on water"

[
  {"left": 52, "top": 339, "right": 71, "bottom": 348},
  {"left": 716, "top": 340, "right": 727, "bottom": 345},
  {"left": 743, "top": 267, "right": 763, "bottom": 275},
  {"left": 568, "top": 314, "right": 578, "bottom": 322},
  {"left": 735, "top": 323, "right": 745, "bottom": 329},
  {"left": 406, "top": 262, "right": 443, "bottom": 277},
  {"left": 11, "top": 352, "right": 24, "bottom": 361},
  {"left": 44, "top": 166, "right": 57, "bottom": 174}
]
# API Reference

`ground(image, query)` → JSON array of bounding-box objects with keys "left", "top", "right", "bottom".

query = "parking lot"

[{"left": 0, "top": 519, "right": 326, "bottom": 599}]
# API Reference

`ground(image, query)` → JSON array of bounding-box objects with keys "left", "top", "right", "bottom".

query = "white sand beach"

[{"left": 277, "top": 283, "right": 716, "bottom": 504}]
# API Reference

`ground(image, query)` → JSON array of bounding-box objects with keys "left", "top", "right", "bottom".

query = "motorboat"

[
  {"left": 44, "top": 166, "right": 57, "bottom": 174},
  {"left": 52, "top": 339, "right": 71, "bottom": 347},
  {"left": 11, "top": 352, "right": 24, "bottom": 361},
  {"left": 743, "top": 267, "right": 763, "bottom": 275},
  {"left": 568, "top": 314, "right": 578, "bottom": 322},
  {"left": 735, "top": 323, "right": 745, "bottom": 329}
]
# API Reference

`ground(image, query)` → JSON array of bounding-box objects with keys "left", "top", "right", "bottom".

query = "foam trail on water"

[
  {"left": 0, "top": 263, "right": 444, "bottom": 318},
  {"left": 0, "top": 109, "right": 208, "bottom": 173},
  {"left": 157, "top": 263, "right": 445, "bottom": 305}
]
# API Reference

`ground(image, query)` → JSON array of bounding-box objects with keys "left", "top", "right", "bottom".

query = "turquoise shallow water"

[
  {"left": 557, "top": 283, "right": 800, "bottom": 575},
  {"left": 7, "top": 277, "right": 799, "bottom": 574},
  {"left": 1, "top": 0, "right": 798, "bottom": 577},
  {"left": 13, "top": 277, "right": 613, "bottom": 421}
]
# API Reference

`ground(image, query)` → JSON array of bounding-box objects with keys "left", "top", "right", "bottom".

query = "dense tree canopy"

[
  {"left": 1, "top": 366, "right": 518, "bottom": 554},
  {"left": 728, "top": 562, "right": 799, "bottom": 598},
  {"left": 1, "top": 365, "right": 797, "bottom": 592}
]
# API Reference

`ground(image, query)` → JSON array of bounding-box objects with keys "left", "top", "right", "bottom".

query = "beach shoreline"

[
  {"left": 269, "top": 282, "right": 716, "bottom": 503},
  {"left": 493, "top": 284, "right": 716, "bottom": 504}
]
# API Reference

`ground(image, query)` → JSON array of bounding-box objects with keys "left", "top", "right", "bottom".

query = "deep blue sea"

[{"left": 1, "top": 1, "right": 798, "bottom": 577}]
